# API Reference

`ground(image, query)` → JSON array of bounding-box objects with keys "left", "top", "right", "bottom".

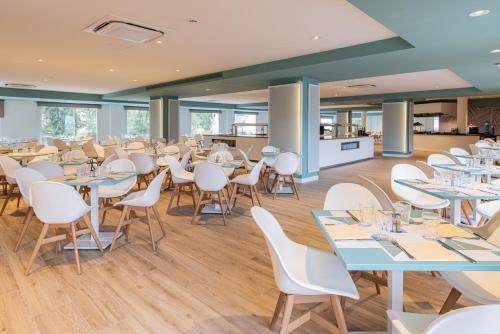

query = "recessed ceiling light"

[
  {"left": 175, "top": 69, "right": 181, "bottom": 72},
  {"left": 313, "top": 35, "right": 320, "bottom": 40},
  {"left": 109, "top": 68, "right": 115, "bottom": 72},
  {"left": 435, "top": 85, "right": 440, "bottom": 89},
  {"left": 156, "top": 40, "right": 162, "bottom": 44},
  {"left": 188, "top": 18, "right": 200, "bottom": 23},
  {"left": 469, "top": 9, "right": 490, "bottom": 17},
  {"left": 132, "top": 79, "right": 138, "bottom": 82},
  {"left": 491, "top": 49, "right": 500, "bottom": 54},
  {"left": 205, "top": 88, "right": 211, "bottom": 91},
  {"left": 37, "top": 58, "right": 44, "bottom": 63}
]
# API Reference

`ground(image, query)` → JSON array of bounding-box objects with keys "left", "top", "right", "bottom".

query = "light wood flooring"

[{"left": 0, "top": 151, "right": 475, "bottom": 333}]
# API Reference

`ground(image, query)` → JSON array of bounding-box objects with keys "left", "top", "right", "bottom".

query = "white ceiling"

[
  {"left": 183, "top": 69, "right": 473, "bottom": 104},
  {"left": 0, "top": 0, "right": 395, "bottom": 94}
]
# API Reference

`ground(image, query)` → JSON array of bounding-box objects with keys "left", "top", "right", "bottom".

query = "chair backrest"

[
  {"left": 238, "top": 149, "right": 254, "bottom": 170},
  {"left": 163, "top": 145, "right": 180, "bottom": 156},
  {"left": 469, "top": 144, "right": 479, "bottom": 155},
  {"left": 273, "top": 152, "right": 299, "bottom": 175},
  {"left": 423, "top": 304, "right": 500, "bottom": 333},
  {"left": 37, "top": 145, "right": 58, "bottom": 155},
  {"left": 324, "top": 182, "right": 383, "bottom": 210},
  {"left": 212, "top": 143, "right": 228, "bottom": 153},
  {"left": 15, "top": 168, "right": 46, "bottom": 206},
  {"left": 357, "top": 176, "right": 394, "bottom": 211},
  {"left": 246, "top": 144, "right": 255, "bottom": 157},
  {"left": 475, "top": 141, "right": 491, "bottom": 148},
  {"left": 127, "top": 141, "right": 145, "bottom": 150},
  {"left": 30, "top": 181, "right": 90, "bottom": 224},
  {"left": 52, "top": 138, "right": 69, "bottom": 151},
  {"left": 99, "top": 159, "right": 137, "bottom": 194},
  {"left": 93, "top": 144, "right": 105, "bottom": 158},
  {"left": 28, "top": 160, "right": 64, "bottom": 179},
  {"left": 177, "top": 143, "right": 191, "bottom": 157},
  {"left": 427, "top": 153, "right": 457, "bottom": 166},
  {"left": 130, "top": 153, "right": 155, "bottom": 174},
  {"left": 138, "top": 169, "right": 168, "bottom": 207},
  {"left": 62, "top": 149, "right": 87, "bottom": 161},
  {"left": 101, "top": 153, "right": 117, "bottom": 167},
  {"left": 82, "top": 140, "right": 98, "bottom": 158},
  {"left": 114, "top": 147, "right": 129, "bottom": 159},
  {"left": 180, "top": 151, "right": 191, "bottom": 168},
  {"left": 415, "top": 160, "right": 436, "bottom": 179},
  {"left": 250, "top": 206, "right": 309, "bottom": 294},
  {"left": 391, "top": 164, "right": 429, "bottom": 202},
  {"left": 0, "top": 156, "right": 21, "bottom": 183},
  {"left": 449, "top": 147, "right": 470, "bottom": 164},
  {"left": 247, "top": 159, "right": 266, "bottom": 185},
  {"left": 194, "top": 162, "right": 228, "bottom": 191},
  {"left": 261, "top": 145, "right": 280, "bottom": 154},
  {"left": 471, "top": 210, "right": 500, "bottom": 246},
  {"left": 165, "top": 156, "right": 185, "bottom": 178}
]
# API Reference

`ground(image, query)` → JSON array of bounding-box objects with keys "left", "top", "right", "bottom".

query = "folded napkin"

[
  {"left": 326, "top": 225, "right": 371, "bottom": 240},
  {"left": 348, "top": 210, "right": 387, "bottom": 221},
  {"left": 438, "top": 224, "right": 475, "bottom": 239},
  {"left": 399, "top": 242, "right": 463, "bottom": 261}
]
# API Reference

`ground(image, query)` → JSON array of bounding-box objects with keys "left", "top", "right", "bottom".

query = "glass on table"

[
  {"left": 422, "top": 210, "right": 440, "bottom": 240},
  {"left": 394, "top": 201, "right": 411, "bottom": 225},
  {"left": 359, "top": 202, "right": 375, "bottom": 227},
  {"left": 372, "top": 211, "right": 392, "bottom": 241}
]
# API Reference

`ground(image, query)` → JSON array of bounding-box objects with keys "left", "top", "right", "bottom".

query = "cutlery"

[
  {"left": 346, "top": 211, "right": 360, "bottom": 222},
  {"left": 437, "top": 239, "right": 477, "bottom": 263},
  {"left": 391, "top": 240, "right": 415, "bottom": 260},
  {"left": 335, "top": 238, "right": 373, "bottom": 241}
]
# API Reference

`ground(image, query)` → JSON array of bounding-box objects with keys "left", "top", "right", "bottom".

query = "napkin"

[
  {"left": 399, "top": 242, "right": 463, "bottom": 261},
  {"left": 348, "top": 210, "right": 387, "bottom": 221},
  {"left": 438, "top": 224, "right": 475, "bottom": 239},
  {"left": 326, "top": 225, "right": 371, "bottom": 240}
]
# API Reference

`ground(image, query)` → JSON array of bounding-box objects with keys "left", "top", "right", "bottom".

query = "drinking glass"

[
  {"left": 359, "top": 203, "right": 375, "bottom": 227},
  {"left": 373, "top": 212, "right": 391, "bottom": 240},
  {"left": 394, "top": 201, "right": 411, "bottom": 225},
  {"left": 422, "top": 211, "right": 440, "bottom": 240}
]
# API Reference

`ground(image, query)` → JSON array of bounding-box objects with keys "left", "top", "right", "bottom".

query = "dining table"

[
  {"left": 432, "top": 163, "right": 500, "bottom": 184},
  {"left": 311, "top": 209, "right": 500, "bottom": 334},
  {"left": 394, "top": 178, "right": 500, "bottom": 225},
  {"left": 4, "top": 151, "right": 54, "bottom": 165},
  {"left": 51, "top": 172, "right": 138, "bottom": 250}
]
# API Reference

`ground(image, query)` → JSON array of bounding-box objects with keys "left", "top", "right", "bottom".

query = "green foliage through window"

[
  {"left": 191, "top": 112, "right": 219, "bottom": 135},
  {"left": 127, "top": 109, "right": 150, "bottom": 137},
  {"left": 41, "top": 106, "right": 97, "bottom": 138}
]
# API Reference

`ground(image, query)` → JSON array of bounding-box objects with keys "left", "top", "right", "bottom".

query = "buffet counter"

[
  {"left": 319, "top": 136, "right": 374, "bottom": 168},
  {"left": 413, "top": 134, "right": 480, "bottom": 152},
  {"left": 203, "top": 134, "right": 268, "bottom": 160}
]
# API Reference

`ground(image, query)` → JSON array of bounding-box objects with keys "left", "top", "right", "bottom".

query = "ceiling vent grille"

[
  {"left": 4, "top": 83, "right": 37, "bottom": 88},
  {"left": 347, "top": 84, "right": 377, "bottom": 88},
  {"left": 85, "top": 15, "right": 164, "bottom": 43}
]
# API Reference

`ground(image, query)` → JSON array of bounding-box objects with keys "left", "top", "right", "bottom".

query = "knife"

[
  {"left": 391, "top": 240, "right": 416, "bottom": 260},
  {"left": 346, "top": 210, "right": 360, "bottom": 222},
  {"left": 437, "top": 239, "right": 477, "bottom": 263}
]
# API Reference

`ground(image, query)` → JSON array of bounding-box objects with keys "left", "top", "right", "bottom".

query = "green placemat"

[
  {"left": 445, "top": 239, "right": 490, "bottom": 251},
  {"left": 379, "top": 240, "right": 403, "bottom": 257},
  {"left": 321, "top": 216, "right": 357, "bottom": 225}
]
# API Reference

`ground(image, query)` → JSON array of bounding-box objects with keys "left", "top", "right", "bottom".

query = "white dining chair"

[
  {"left": 469, "top": 144, "right": 479, "bottom": 156},
  {"left": 388, "top": 304, "right": 500, "bottom": 334},
  {"left": 415, "top": 161, "right": 436, "bottom": 179},
  {"left": 62, "top": 149, "right": 87, "bottom": 161},
  {"left": 251, "top": 207, "right": 359, "bottom": 334},
  {"left": 427, "top": 153, "right": 458, "bottom": 166},
  {"left": 178, "top": 143, "right": 191, "bottom": 158},
  {"left": 114, "top": 147, "right": 129, "bottom": 159},
  {"left": 130, "top": 153, "right": 157, "bottom": 190},
  {"left": 261, "top": 145, "right": 280, "bottom": 155},
  {"left": 192, "top": 162, "right": 230, "bottom": 225},
  {"left": 476, "top": 199, "right": 500, "bottom": 221},
  {"left": 245, "top": 143, "right": 255, "bottom": 157},
  {"left": 52, "top": 138, "right": 69, "bottom": 151},
  {"left": 179, "top": 151, "right": 192, "bottom": 169},
  {"left": 230, "top": 159, "right": 265, "bottom": 207},
  {"left": 358, "top": 176, "right": 395, "bottom": 211},
  {"left": 101, "top": 153, "right": 117, "bottom": 168},
  {"left": 127, "top": 141, "right": 145, "bottom": 151},
  {"left": 269, "top": 152, "right": 300, "bottom": 200},
  {"left": 165, "top": 156, "right": 196, "bottom": 210},
  {"left": 324, "top": 182, "right": 383, "bottom": 211},
  {"left": 439, "top": 211, "right": 500, "bottom": 314},
  {"left": 449, "top": 147, "right": 470, "bottom": 164},
  {"left": 0, "top": 156, "right": 21, "bottom": 215},
  {"left": 30, "top": 145, "right": 59, "bottom": 162},
  {"left": 98, "top": 159, "right": 137, "bottom": 224},
  {"left": 237, "top": 148, "right": 256, "bottom": 172},
  {"left": 26, "top": 181, "right": 103, "bottom": 275},
  {"left": 110, "top": 169, "right": 167, "bottom": 252},
  {"left": 28, "top": 160, "right": 65, "bottom": 179},
  {"left": 14, "top": 168, "right": 46, "bottom": 252},
  {"left": 391, "top": 164, "right": 450, "bottom": 210},
  {"left": 163, "top": 145, "right": 180, "bottom": 160}
]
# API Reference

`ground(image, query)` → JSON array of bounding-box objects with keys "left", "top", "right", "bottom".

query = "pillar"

[
  {"left": 149, "top": 96, "right": 180, "bottom": 142},
  {"left": 268, "top": 77, "right": 320, "bottom": 183},
  {"left": 361, "top": 111, "right": 367, "bottom": 129},
  {"left": 457, "top": 97, "right": 469, "bottom": 134},
  {"left": 336, "top": 111, "right": 350, "bottom": 137},
  {"left": 382, "top": 100, "right": 414, "bottom": 157}
]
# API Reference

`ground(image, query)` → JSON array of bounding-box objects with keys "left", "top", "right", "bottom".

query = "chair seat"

[
  {"left": 283, "top": 245, "right": 359, "bottom": 299},
  {"left": 98, "top": 187, "right": 130, "bottom": 198},
  {"left": 115, "top": 190, "right": 151, "bottom": 207},
  {"left": 476, "top": 199, "right": 500, "bottom": 219},
  {"left": 156, "top": 159, "right": 168, "bottom": 167},
  {"left": 410, "top": 194, "right": 450, "bottom": 210},
  {"left": 387, "top": 310, "right": 438, "bottom": 334},
  {"left": 172, "top": 172, "right": 194, "bottom": 184},
  {"left": 440, "top": 271, "right": 500, "bottom": 305},
  {"left": 231, "top": 173, "right": 253, "bottom": 185}
]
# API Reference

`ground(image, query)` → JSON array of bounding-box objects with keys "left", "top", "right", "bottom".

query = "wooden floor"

[{"left": 0, "top": 151, "right": 475, "bottom": 333}]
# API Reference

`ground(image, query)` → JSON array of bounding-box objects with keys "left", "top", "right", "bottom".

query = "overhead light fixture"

[
  {"left": 85, "top": 15, "right": 165, "bottom": 43},
  {"left": 132, "top": 79, "right": 138, "bottom": 82},
  {"left": 313, "top": 35, "right": 320, "bottom": 40},
  {"left": 491, "top": 49, "right": 500, "bottom": 53},
  {"left": 175, "top": 69, "right": 181, "bottom": 72},
  {"left": 435, "top": 85, "right": 440, "bottom": 89},
  {"left": 37, "top": 58, "right": 44, "bottom": 63},
  {"left": 205, "top": 88, "right": 212, "bottom": 91},
  {"left": 188, "top": 17, "right": 200, "bottom": 23},
  {"left": 469, "top": 9, "right": 490, "bottom": 17},
  {"left": 156, "top": 40, "right": 162, "bottom": 44},
  {"left": 109, "top": 68, "right": 115, "bottom": 72}
]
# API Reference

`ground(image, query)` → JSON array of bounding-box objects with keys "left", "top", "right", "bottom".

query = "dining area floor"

[{"left": 0, "top": 150, "right": 475, "bottom": 334}]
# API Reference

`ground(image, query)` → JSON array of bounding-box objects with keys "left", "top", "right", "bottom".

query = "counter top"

[
  {"left": 320, "top": 135, "right": 371, "bottom": 141},
  {"left": 203, "top": 134, "right": 268, "bottom": 138}
]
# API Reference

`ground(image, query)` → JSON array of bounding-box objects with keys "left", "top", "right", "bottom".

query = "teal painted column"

[
  {"left": 268, "top": 76, "right": 320, "bottom": 183},
  {"left": 382, "top": 100, "right": 414, "bottom": 157}
]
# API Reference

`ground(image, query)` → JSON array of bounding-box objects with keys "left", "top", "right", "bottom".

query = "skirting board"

[
  {"left": 295, "top": 174, "right": 319, "bottom": 183},
  {"left": 382, "top": 152, "right": 413, "bottom": 158}
]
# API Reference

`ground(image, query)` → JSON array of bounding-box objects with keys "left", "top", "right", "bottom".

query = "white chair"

[
  {"left": 238, "top": 148, "right": 256, "bottom": 171},
  {"left": 166, "top": 156, "right": 196, "bottom": 210},
  {"left": 52, "top": 138, "right": 69, "bottom": 151},
  {"left": 179, "top": 151, "right": 191, "bottom": 169},
  {"left": 0, "top": 156, "right": 21, "bottom": 215},
  {"left": 251, "top": 207, "right": 359, "bottom": 334},
  {"left": 192, "top": 162, "right": 230, "bottom": 225},
  {"left": 30, "top": 145, "right": 59, "bottom": 162},
  {"left": 94, "top": 143, "right": 105, "bottom": 161},
  {"left": 163, "top": 145, "right": 180, "bottom": 160},
  {"left": 439, "top": 212, "right": 500, "bottom": 314},
  {"left": 230, "top": 159, "right": 265, "bottom": 207},
  {"left": 388, "top": 304, "right": 500, "bottom": 334},
  {"left": 449, "top": 147, "right": 470, "bottom": 164},
  {"left": 110, "top": 170, "right": 167, "bottom": 252},
  {"left": 427, "top": 153, "right": 458, "bottom": 166},
  {"left": 475, "top": 141, "right": 491, "bottom": 149},
  {"left": 98, "top": 159, "right": 137, "bottom": 224},
  {"left": 415, "top": 161, "right": 436, "bottom": 179},
  {"left": 82, "top": 141, "right": 98, "bottom": 158},
  {"left": 114, "top": 147, "right": 129, "bottom": 159},
  {"left": 357, "top": 176, "right": 395, "bottom": 211},
  {"left": 261, "top": 145, "right": 280, "bottom": 155},
  {"left": 178, "top": 143, "right": 191, "bottom": 158},
  {"left": 476, "top": 199, "right": 500, "bottom": 221},
  {"left": 324, "top": 183, "right": 383, "bottom": 211},
  {"left": 28, "top": 160, "right": 64, "bottom": 179},
  {"left": 391, "top": 164, "right": 450, "bottom": 210},
  {"left": 62, "top": 149, "right": 87, "bottom": 161},
  {"left": 14, "top": 168, "right": 46, "bottom": 252},
  {"left": 269, "top": 152, "right": 300, "bottom": 200},
  {"left": 127, "top": 141, "right": 145, "bottom": 151},
  {"left": 262, "top": 146, "right": 280, "bottom": 187},
  {"left": 245, "top": 143, "right": 255, "bottom": 157},
  {"left": 101, "top": 153, "right": 117, "bottom": 168},
  {"left": 484, "top": 138, "right": 496, "bottom": 144},
  {"left": 469, "top": 144, "right": 479, "bottom": 156},
  {"left": 26, "top": 181, "right": 103, "bottom": 275},
  {"left": 130, "top": 153, "right": 157, "bottom": 190},
  {"left": 211, "top": 142, "right": 229, "bottom": 153}
]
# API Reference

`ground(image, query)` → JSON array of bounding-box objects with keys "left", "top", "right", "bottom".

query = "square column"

[
  {"left": 268, "top": 77, "right": 320, "bottom": 183},
  {"left": 382, "top": 100, "right": 414, "bottom": 157},
  {"left": 150, "top": 96, "right": 180, "bottom": 142}
]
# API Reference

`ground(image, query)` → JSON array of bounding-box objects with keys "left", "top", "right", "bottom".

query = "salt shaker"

[{"left": 392, "top": 212, "right": 402, "bottom": 233}]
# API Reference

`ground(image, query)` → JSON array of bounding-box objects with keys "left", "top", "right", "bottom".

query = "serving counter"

[
  {"left": 203, "top": 134, "right": 268, "bottom": 160},
  {"left": 319, "top": 136, "right": 374, "bottom": 168}
]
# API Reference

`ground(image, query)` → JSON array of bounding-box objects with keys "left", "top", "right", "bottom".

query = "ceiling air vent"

[
  {"left": 5, "top": 83, "right": 37, "bottom": 89},
  {"left": 85, "top": 15, "right": 164, "bottom": 43},
  {"left": 347, "top": 84, "right": 377, "bottom": 88}
]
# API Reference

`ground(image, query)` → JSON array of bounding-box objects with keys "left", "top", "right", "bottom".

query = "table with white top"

[
  {"left": 312, "top": 209, "right": 500, "bottom": 334},
  {"left": 432, "top": 163, "right": 500, "bottom": 183},
  {"left": 51, "top": 172, "right": 138, "bottom": 249}
]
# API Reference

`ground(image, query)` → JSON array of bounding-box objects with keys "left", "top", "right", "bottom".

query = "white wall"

[
  {"left": 0, "top": 100, "right": 41, "bottom": 139},
  {"left": 97, "top": 104, "right": 127, "bottom": 141}
]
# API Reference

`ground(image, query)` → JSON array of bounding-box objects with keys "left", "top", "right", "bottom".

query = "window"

[
  {"left": 39, "top": 102, "right": 98, "bottom": 139},
  {"left": 126, "top": 106, "right": 150, "bottom": 138},
  {"left": 351, "top": 112, "right": 363, "bottom": 127},
  {"left": 190, "top": 110, "right": 220, "bottom": 135},
  {"left": 366, "top": 112, "right": 382, "bottom": 132},
  {"left": 320, "top": 114, "right": 336, "bottom": 124},
  {"left": 234, "top": 112, "right": 257, "bottom": 124}
]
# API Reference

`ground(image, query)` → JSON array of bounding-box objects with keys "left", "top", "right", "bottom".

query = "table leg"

[
  {"left": 472, "top": 199, "right": 481, "bottom": 226},
  {"left": 387, "top": 271, "right": 404, "bottom": 334},
  {"left": 450, "top": 199, "right": 461, "bottom": 225},
  {"left": 64, "top": 186, "right": 117, "bottom": 250}
]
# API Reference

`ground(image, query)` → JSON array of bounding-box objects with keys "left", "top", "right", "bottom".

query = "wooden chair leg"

[
  {"left": 82, "top": 214, "right": 103, "bottom": 252},
  {"left": 191, "top": 191, "right": 204, "bottom": 224},
  {"left": 229, "top": 184, "right": 238, "bottom": 207},
  {"left": 290, "top": 175, "right": 300, "bottom": 200},
  {"left": 145, "top": 208, "right": 156, "bottom": 251},
  {"left": 0, "top": 184, "right": 14, "bottom": 216},
  {"left": 70, "top": 222, "right": 81, "bottom": 274},
  {"left": 253, "top": 185, "right": 262, "bottom": 206},
  {"left": 271, "top": 174, "right": 280, "bottom": 200},
  {"left": 167, "top": 185, "right": 179, "bottom": 210},
  {"left": 15, "top": 207, "right": 34, "bottom": 252},
  {"left": 248, "top": 185, "right": 256, "bottom": 206},
  {"left": 270, "top": 292, "right": 286, "bottom": 331},
  {"left": 330, "top": 295, "right": 348, "bottom": 334},
  {"left": 372, "top": 271, "right": 381, "bottom": 294},
  {"left": 25, "top": 224, "right": 49, "bottom": 275},
  {"left": 109, "top": 206, "right": 129, "bottom": 252},
  {"left": 218, "top": 190, "right": 227, "bottom": 226},
  {"left": 190, "top": 183, "right": 197, "bottom": 208},
  {"left": 152, "top": 206, "right": 166, "bottom": 236},
  {"left": 439, "top": 288, "right": 462, "bottom": 314},
  {"left": 280, "top": 294, "right": 295, "bottom": 334},
  {"left": 16, "top": 193, "right": 21, "bottom": 208}
]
